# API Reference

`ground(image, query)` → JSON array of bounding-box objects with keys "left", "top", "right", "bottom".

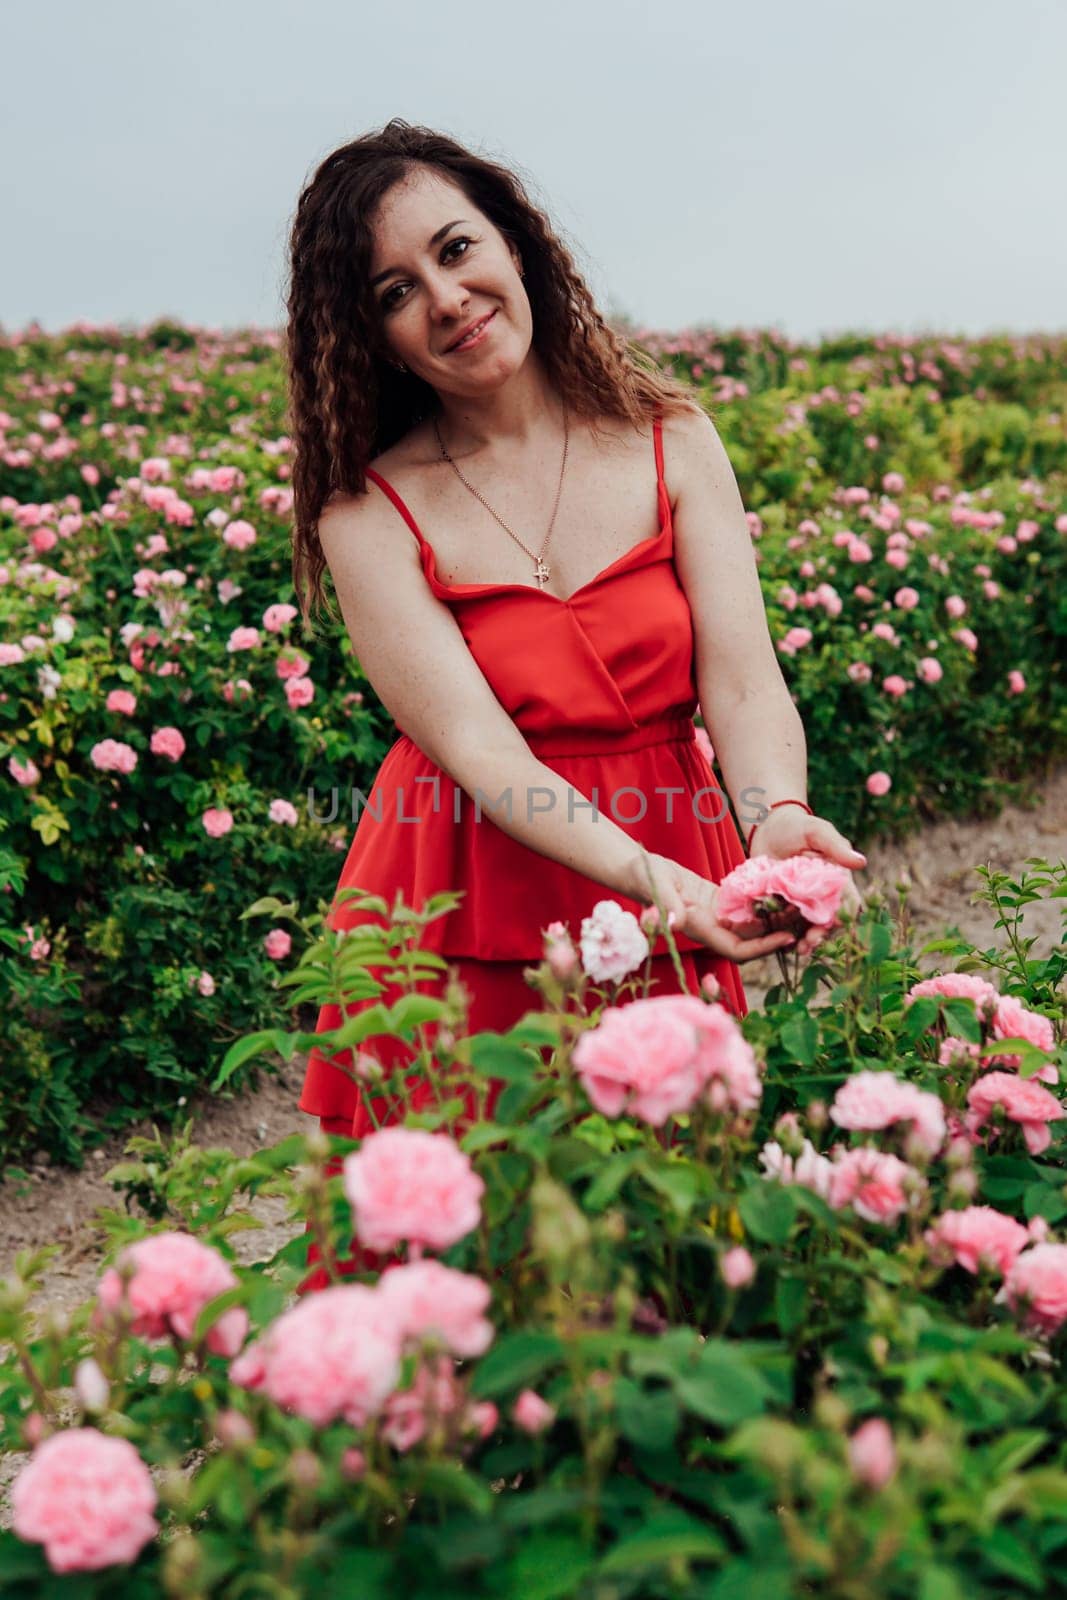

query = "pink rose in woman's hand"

[{"left": 715, "top": 853, "right": 850, "bottom": 932}]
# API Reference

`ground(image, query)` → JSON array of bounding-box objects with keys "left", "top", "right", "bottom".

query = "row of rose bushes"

[
  {"left": 0, "top": 321, "right": 1065, "bottom": 1168},
  {"left": 0, "top": 851, "right": 1065, "bottom": 1594}
]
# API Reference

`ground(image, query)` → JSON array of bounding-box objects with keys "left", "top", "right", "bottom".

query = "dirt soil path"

[{"left": 3, "top": 765, "right": 1065, "bottom": 1324}]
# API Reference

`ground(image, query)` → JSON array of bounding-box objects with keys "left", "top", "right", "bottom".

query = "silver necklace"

[{"left": 432, "top": 404, "right": 569, "bottom": 590}]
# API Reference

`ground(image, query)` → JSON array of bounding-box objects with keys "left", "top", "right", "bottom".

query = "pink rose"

[
  {"left": 197, "top": 971, "right": 216, "bottom": 997},
  {"left": 150, "top": 726, "right": 185, "bottom": 762},
  {"left": 229, "top": 1284, "right": 400, "bottom": 1427},
  {"left": 882, "top": 472, "right": 905, "bottom": 494},
  {"left": 11, "top": 1429, "right": 158, "bottom": 1573},
  {"left": 512, "top": 1389, "right": 556, "bottom": 1435},
  {"left": 275, "top": 650, "right": 311, "bottom": 680},
  {"left": 924, "top": 1205, "right": 1029, "bottom": 1277},
  {"left": 222, "top": 519, "right": 257, "bottom": 550},
  {"left": 906, "top": 971, "right": 999, "bottom": 1025},
  {"left": 1003, "top": 1243, "right": 1067, "bottom": 1336},
  {"left": 848, "top": 1418, "right": 896, "bottom": 1489},
  {"left": 1007, "top": 670, "right": 1026, "bottom": 695},
  {"left": 945, "top": 595, "right": 967, "bottom": 620},
  {"left": 90, "top": 739, "right": 138, "bottom": 775},
  {"left": 830, "top": 1070, "right": 946, "bottom": 1158},
  {"left": 717, "top": 853, "right": 850, "bottom": 931},
  {"left": 985, "top": 994, "right": 1056, "bottom": 1081},
  {"left": 828, "top": 1147, "right": 921, "bottom": 1225},
  {"left": 263, "top": 603, "right": 298, "bottom": 632},
  {"left": 377, "top": 1260, "right": 494, "bottom": 1358},
  {"left": 343, "top": 1128, "right": 485, "bottom": 1253},
  {"left": 848, "top": 661, "right": 873, "bottom": 685},
  {"left": 8, "top": 755, "right": 40, "bottom": 786},
  {"left": 966, "top": 1072, "right": 1065, "bottom": 1155},
  {"left": 882, "top": 674, "right": 909, "bottom": 698},
  {"left": 720, "top": 1246, "right": 756, "bottom": 1289},
  {"left": 578, "top": 899, "right": 649, "bottom": 984},
  {"left": 268, "top": 797, "right": 299, "bottom": 826},
  {"left": 202, "top": 807, "right": 234, "bottom": 838},
  {"left": 285, "top": 675, "right": 315, "bottom": 709},
  {"left": 865, "top": 771, "right": 891, "bottom": 797},
  {"left": 94, "top": 1231, "right": 248, "bottom": 1356},
  {"left": 106, "top": 688, "right": 137, "bottom": 715},
  {"left": 226, "top": 626, "right": 260, "bottom": 652},
  {"left": 263, "top": 928, "right": 291, "bottom": 960},
  {"left": 917, "top": 657, "right": 943, "bottom": 684},
  {"left": 893, "top": 586, "right": 919, "bottom": 610}
]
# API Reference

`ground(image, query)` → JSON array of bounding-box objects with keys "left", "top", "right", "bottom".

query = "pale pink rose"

[
  {"left": 229, "top": 1284, "right": 400, "bottom": 1427},
  {"left": 853, "top": 584, "right": 875, "bottom": 602},
  {"left": 885, "top": 549, "right": 908, "bottom": 569},
  {"left": 722, "top": 853, "right": 850, "bottom": 931},
  {"left": 139, "top": 456, "right": 171, "bottom": 483},
  {"left": 1002, "top": 1244, "right": 1067, "bottom": 1336},
  {"left": 1007, "top": 670, "right": 1026, "bottom": 694},
  {"left": 106, "top": 688, "right": 137, "bottom": 715},
  {"left": 924, "top": 1205, "right": 1029, "bottom": 1277},
  {"left": 263, "top": 603, "right": 298, "bottom": 632},
  {"left": 882, "top": 674, "right": 909, "bottom": 698},
  {"left": 848, "top": 1418, "right": 896, "bottom": 1488},
  {"left": 81, "top": 463, "right": 100, "bottom": 486},
  {"left": 73, "top": 1357, "right": 110, "bottom": 1413},
  {"left": 684, "top": 997, "right": 763, "bottom": 1116},
  {"left": 906, "top": 971, "right": 999, "bottom": 1024},
  {"left": 90, "top": 739, "right": 138, "bottom": 774},
  {"left": 150, "top": 726, "right": 185, "bottom": 762},
  {"left": 778, "top": 626, "right": 813, "bottom": 656},
  {"left": 966, "top": 1072, "right": 1065, "bottom": 1156},
  {"left": 340, "top": 1446, "right": 367, "bottom": 1480},
  {"left": 343, "top": 1128, "right": 485, "bottom": 1253},
  {"left": 848, "top": 539, "right": 873, "bottom": 563},
  {"left": 893, "top": 586, "right": 919, "bottom": 610},
  {"left": 0, "top": 642, "right": 27, "bottom": 665},
  {"left": 572, "top": 994, "right": 706, "bottom": 1124},
  {"left": 285, "top": 675, "right": 315, "bottom": 709},
  {"left": 939, "top": 1035, "right": 983, "bottom": 1069},
  {"left": 210, "top": 466, "right": 241, "bottom": 493},
  {"left": 202, "top": 807, "right": 234, "bottom": 837},
  {"left": 870, "top": 622, "right": 899, "bottom": 644},
  {"left": 828, "top": 1147, "right": 921, "bottom": 1225},
  {"left": 882, "top": 472, "right": 905, "bottom": 494},
  {"left": 222, "top": 519, "right": 257, "bottom": 550},
  {"left": 268, "top": 797, "right": 299, "bottom": 826},
  {"left": 11, "top": 1429, "right": 158, "bottom": 1573},
  {"left": 226, "top": 626, "right": 260, "bottom": 652},
  {"left": 720, "top": 1246, "right": 756, "bottom": 1289},
  {"left": 275, "top": 650, "right": 311, "bottom": 679},
  {"left": 985, "top": 994, "right": 1057, "bottom": 1082},
  {"left": 945, "top": 595, "right": 967, "bottom": 619},
  {"left": 830, "top": 1071, "right": 946, "bottom": 1158},
  {"left": 215, "top": 1408, "right": 255, "bottom": 1448},
  {"left": 8, "top": 755, "right": 40, "bottom": 785},
  {"left": 197, "top": 971, "right": 216, "bottom": 997},
  {"left": 512, "top": 1389, "right": 556, "bottom": 1435},
  {"left": 377, "top": 1260, "right": 494, "bottom": 1358},
  {"left": 865, "top": 771, "right": 891, "bottom": 796},
  {"left": 94, "top": 1231, "right": 248, "bottom": 1356},
  {"left": 264, "top": 928, "right": 292, "bottom": 960},
  {"left": 543, "top": 920, "right": 579, "bottom": 980},
  {"left": 380, "top": 1355, "right": 463, "bottom": 1452},
  {"left": 847, "top": 661, "right": 873, "bottom": 684},
  {"left": 578, "top": 899, "right": 649, "bottom": 984},
  {"left": 917, "top": 656, "right": 943, "bottom": 684},
  {"left": 983, "top": 580, "right": 1001, "bottom": 600},
  {"left": 953, "top": 627, "right": 979, "bottom": 652}
]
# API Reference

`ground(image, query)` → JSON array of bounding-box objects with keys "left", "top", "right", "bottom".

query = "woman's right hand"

[{"left": 629, "top": 851, "right": 802, "bottom": 966}]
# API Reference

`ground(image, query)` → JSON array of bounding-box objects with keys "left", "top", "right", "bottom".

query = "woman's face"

[{"left": 367, "top": 167, "right": 531, "bottom": 395}]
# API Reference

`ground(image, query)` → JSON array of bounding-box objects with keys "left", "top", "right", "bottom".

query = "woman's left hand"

[{"left": 746, "top": 806, "right": 868, "bottom": 956}]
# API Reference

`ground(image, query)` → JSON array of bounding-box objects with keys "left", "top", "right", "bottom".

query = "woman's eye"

[{"left": 381, "top": 237, "right": 472, "bottom": 310}]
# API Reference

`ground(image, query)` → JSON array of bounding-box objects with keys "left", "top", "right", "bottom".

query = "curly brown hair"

[{"left": 284, "top": 118, "right": 706, "bottom": 638}]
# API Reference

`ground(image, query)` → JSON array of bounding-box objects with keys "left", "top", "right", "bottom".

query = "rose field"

[{"left": 1, "top": 321, "right": 1066, "bottom": 1595}]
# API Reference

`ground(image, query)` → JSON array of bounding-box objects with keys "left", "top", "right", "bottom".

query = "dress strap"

[
  {"left": 652, "top": 413, "right": 666, "bottom": 496},
  {"left": 364, "top": 466, "right": 427, "bottom": 552}
]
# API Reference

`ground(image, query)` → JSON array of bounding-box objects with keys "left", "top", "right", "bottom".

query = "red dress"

[{"left": 296, "top": 415, "right": 749, "bottom": 1288}]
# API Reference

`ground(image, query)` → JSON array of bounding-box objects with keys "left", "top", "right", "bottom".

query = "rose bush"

[{"left": 0, "top": 854, "right": 1065, "bottom": 1595}]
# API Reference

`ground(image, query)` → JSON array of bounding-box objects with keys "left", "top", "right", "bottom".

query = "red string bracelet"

[{"left": 745, "top": 798, "right": 813, "bottom": 855}]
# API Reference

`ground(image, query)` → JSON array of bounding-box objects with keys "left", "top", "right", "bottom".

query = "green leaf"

[
  {"left": 774, "top": 1275, "right": 807, "bottom": 1334},
  {"left": 210, "top": 1029, "right": 283, "bottom": 1090},
  {"left": 738, "top": 1182, "right": 797, "bottom": 1245},
  {"left": 702, "top": 1560, "right": 792, "bottom": 1600},
  {"left": 779, "top": 1013, "right": 818, "bottom": 1066},
  {"left": 1023, "top": 1183, "right": 1067, "bottom": 1223},
  {"left": 615, "top": 1378, "right": 680, "bottom": 1452},
  {"left": 864, "top": 920, "right": 893, "bottom": 967},
  {"left": 640, "top": 1156, "right": 699, "bottom": 1217},
  {"left": 469, "top": 1331, "right": 564, "bottom": 1399},
  {"left": 980, "top": 1526, "right": 1045, "bottom": 1592},
  {"left": 674, "top": 1341, "right": 770, "bottom": 1427},
  {"left": 597, "top": 1509, "right": 725, "bottom": 1575},
  {"left": 502, "top": 1534, "right": 594, "bottom": 1600}
]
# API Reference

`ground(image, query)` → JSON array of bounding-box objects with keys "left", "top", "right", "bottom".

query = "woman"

[{"left": 284, "top": 121, "right": 864, "bottom": 1283}]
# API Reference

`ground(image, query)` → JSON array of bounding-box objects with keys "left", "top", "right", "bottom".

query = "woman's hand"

[
  {"left": 745, "top": 805, "right": 867, "bottom": 955},
  {"left": 631, "top": 851, "right": 801, "bottom": 966}
]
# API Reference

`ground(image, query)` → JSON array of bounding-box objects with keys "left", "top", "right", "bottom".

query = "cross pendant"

[{"left": 535, "top": 558, "right": 551, "bottom": 589}]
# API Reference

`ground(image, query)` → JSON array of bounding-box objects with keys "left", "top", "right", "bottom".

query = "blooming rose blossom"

[
  {"left": 828, "top": 1147, "right": 922, "bottom": 1225},
  {"left": 275, "top": 650, "right": 311, "bottom": 679},
  {"left": 924, "top": 1205, "right": 1030, "bottom": 1277},
  {"left": 263, "top": 602, "right": 298, "bottom": 632},
  {"left": 202, "top": 807, "right": 234, "bottom": 838},
  {"left": 106, "top": 688, "right": 137, "bottom": 715},
  {"left": 226, "top": 626, "right": 260, "bottom": 652},
  {"left": 894, "top": 586, "right": 920, "bottom": 610},
  {"left": 73, "top": 1357, "right": 110, "bottom": 1414},
  {"left": 945, "top": 595, "right": 967, "bottom": 620},
  {"left": 380, "top": 1356, "right": 464, "bottom": 1452},
  {"left": 543, "top": 919, "right": 579, "bottom": 980},
  {"left": 343, "top": 1128, "right": 485, "bottom": 1253},
  {"left": 90, "top": 739, "right": 138, "bottom": 775},
  {"left": 906, "top": 971, "right": 999, "bottom": 1025},
  {"left": 512, "top": 1389, "right": 556, "bottom": 1435},
  {"left": 716, "top": 853, "right": 850, "bottom": 933},
  {"left": 8, "top": 755, "right": 40, "bottom": 786},
  {"left": 830, "top": 1071, "right": 946, "bottom": 1158},
  {"left": 222, "top": 519, "right": 257, "bottom": 550},
  {"left": 759, "top": 1138, "right": 835, "bottom": 1200},
  {"left": 377, "top": 1260, "right": 494, "bottom": 1358},
  {"left": 883, "top": 674, "right": 909, "bottom": 698},
  {"left": 150, "top": 726, "right": 185, "bottom": 762},
  {"left": 197, "top": 971, "right": 216, "bottom": 997},
  {"left": 268, "top": 797, "right": 299, "bottom": 826},
  {"left": 285, "top": 675, "right": 315, "bottom": 709},
  {"left": 578, "top": 899, "right": 649, "bottom": 984},
  {"left": 263, "top": 928, "right": 291, "bottom": 960},
  {"left": 1007, "top": 670, "right": 1026, "bottom": 694},
  {"left": 720, "top": 1246, "right": 756, "bottom": 1289},
  {"left": 848, "top": 1418, "right": 897, "bottom": 1489},
  {"left": 865, "top": 771, "right": 891, "bottom": 796},
  {"left": 985, "top": 994, "right": 1057, "bottom": 1082},
  {"left": 917, "top": 656, "right": 943, "bottom": 684},
  {"left": 229, "top": 1284, "right": 400, "bottom": 1427},
  {"left": 1002, "top": 1244, "right": 1067, "bottom": 1336},
  {"left": 94, "top": 1231, "right": 248, "bottom": 1356},
  {"left": 966, "top": 1072, "right": 1066, "bottom": 1155},
  {"left": 11, "top": 1429, "right": 158, "bottom": 1573}
]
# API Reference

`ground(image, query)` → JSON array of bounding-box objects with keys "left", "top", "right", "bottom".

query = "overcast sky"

[{"left": 4, "top": 0, "right": 1065, "bottom": 342}]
